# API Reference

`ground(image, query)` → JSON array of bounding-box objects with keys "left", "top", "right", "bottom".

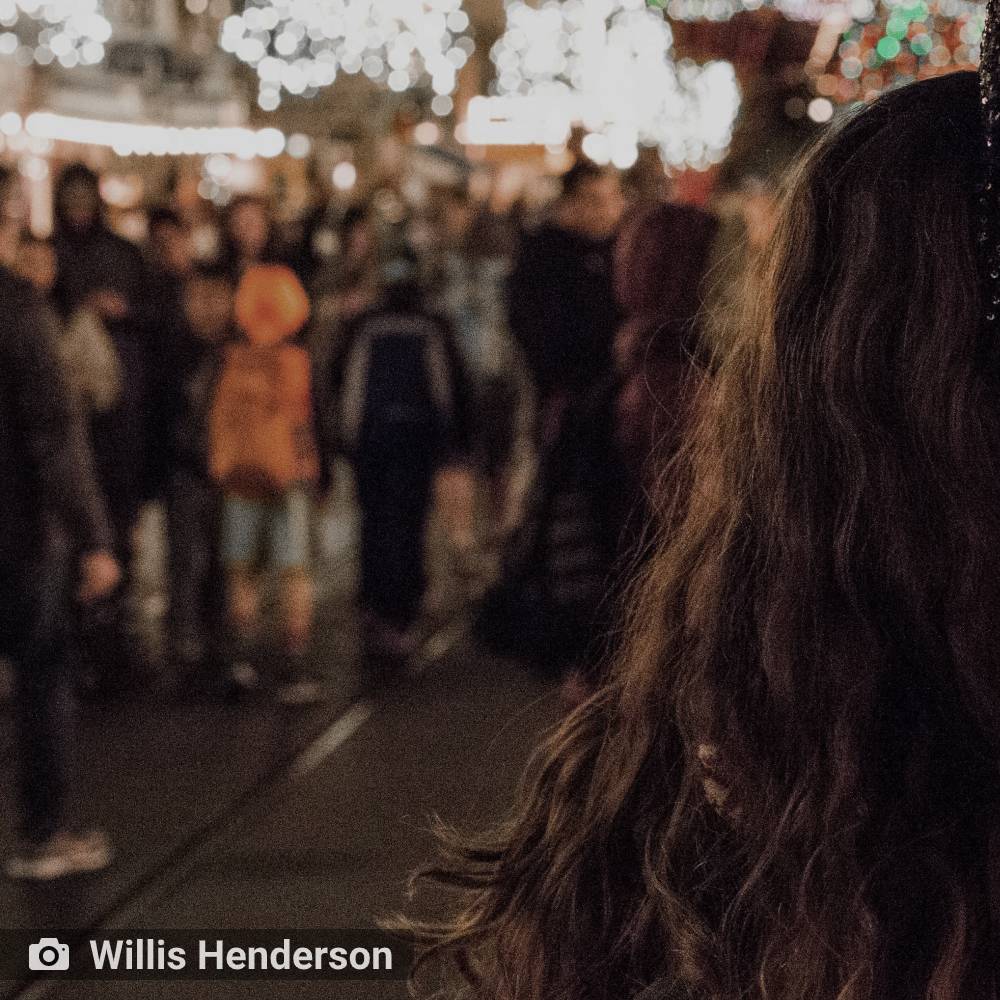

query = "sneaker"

[
  {"left": 229, "top": 661, "right": 260, "bottom": 691},
  {"left": 6, "top": 830, "right": 113, "bottom": 882},
  {"left": 276, "top": 676, "right": 327, "bottom": 707}
]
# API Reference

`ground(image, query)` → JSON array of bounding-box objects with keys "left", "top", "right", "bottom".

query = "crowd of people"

[{"left": 0, "top": 151, "right": 773, "bottom": 888}]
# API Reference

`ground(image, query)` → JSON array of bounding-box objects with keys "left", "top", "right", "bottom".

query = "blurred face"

[
  {"left": 228, "top": 201, "right": 271, "bottom": 262},
  {"left": 150, "top": 221, "right": 192, "bottom": 277},
  {"left": 60, "top": 179, "right": 100, "bottom": 232},
  {"left": 18, "top": 241, "right": 56, "bottom": 293},
  {"left": 565, "top": 172, "right": 626, "bottom": 240},
  {"left": 184, "top": 276, "right": 234, "bottom": 343}
]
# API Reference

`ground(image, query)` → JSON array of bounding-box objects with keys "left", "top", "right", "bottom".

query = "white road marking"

[{"left": 291, "top": 700, "right": 374, "bottom": 779}]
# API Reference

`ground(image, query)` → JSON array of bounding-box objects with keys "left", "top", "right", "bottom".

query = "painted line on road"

[
  {"left": 291, "top": 699, "right": 375, "bottom": 779},
  {"left": 289, "top": 620, "right": 469, "bottom": 780}
]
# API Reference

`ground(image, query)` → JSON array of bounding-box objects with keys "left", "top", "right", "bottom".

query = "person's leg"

[
  {"left": 354, "top": 450, "right": 394, "bottom": 623},
  {"left": 358, "top": 439, "right": 433, "bottom": 635},
  {"left": 388, "top": 457, "right": 435, "bottom": 629},
  {"left": 272, "top": 491, "right": 323, "bottom": 705},
  {"left": 220, "top": 495, "right": 264, "bottom": 690},
  {"left": 5, "top": 550, "right": 112, "bottom": 879},
  {"left": 12, "top": 554, "right": 70, "bottom": 844},
  {"left": 166, "top": 469, "right": 208, "bottom": 668}
]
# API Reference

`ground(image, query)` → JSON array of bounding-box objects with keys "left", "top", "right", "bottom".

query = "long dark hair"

[{"left": 404, "top": 70, "right": 1000, "bottom": 1000}]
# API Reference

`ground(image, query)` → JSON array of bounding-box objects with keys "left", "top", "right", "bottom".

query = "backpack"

[
  {"left": 340, "top": 312, "right": 456, "bottom": 455},
  {"left": 209, "top": 341, "right": 319, "bottom": 496}
]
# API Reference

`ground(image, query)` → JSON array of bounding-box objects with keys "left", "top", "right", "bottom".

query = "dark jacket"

[
  {"left": 331, "top": 293, "right": 474, "bottom": 467},
  {"left": 0, "top": 268, "right": 112, "bottom": 567},
  {"left": 52, "top": 166, "right": 154, "bottom": 513},
  {"left": 508, "top": 223, "right": 622, "bottom": 404}
]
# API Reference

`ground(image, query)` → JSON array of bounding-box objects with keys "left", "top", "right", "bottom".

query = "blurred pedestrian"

[
  {"left": 332, "top": 204, "right": 380, "bottom": 325},
  {"left": 508, "top": 161, "right": 625, "bottom": 413},
  {"left": 484, "top": 163, "right": 628, "bottom": 673},
  {"left": 52, "top": 163, "right": 154, "bottom": 692},
  {"left": 209, "top": 264, "right": 331, "bottom": 705},
  {"left": 163, "top": 263, "right": 236, "bottom": 695},
  {"left": 1, "top": 264, "right": 121, "bottom": 880},
  {"left": 332, "top": 253, "right": 472, "bottom": 659},
  {"left": 216, "top": 194, "right": 284, "bottom": 281}
]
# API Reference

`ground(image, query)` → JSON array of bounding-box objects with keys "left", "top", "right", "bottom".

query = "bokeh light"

[
  {"left": 0, "top": 0, "right": 111, "bottom": 68},
  {"left": 220, "top": 0, "right": 475, "bottom": 111},
  {"left": 825, "top": 0, "right": 985, "bottom": 104},
  {"left": 488, "top": 0, "right": 741, "bottom": 170}
]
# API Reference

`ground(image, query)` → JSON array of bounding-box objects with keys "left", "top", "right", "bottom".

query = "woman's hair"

[{"left": 404, "top": 70, "right": 1000, "bottom": 1000}]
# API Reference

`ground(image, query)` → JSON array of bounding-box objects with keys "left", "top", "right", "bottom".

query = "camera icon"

[{"left": 28, "top": 938, "right": 70, "bottom": 972}]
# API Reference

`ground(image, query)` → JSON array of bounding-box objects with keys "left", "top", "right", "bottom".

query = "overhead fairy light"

[
  {"left": 0, "top": 0, "right": 112, "bottom": 68},
  {"left": 18, "top": 112, "right": 288, "bottom": 158},
  {"left": 488, "top": 0, "right": 741, "bottom": 170},
  {"left": 817, "top": 0, "right": 985, "bottom": 104},
  {"left": 219, "top": 0, "right": 476, "bottom": 112},
  {"left": 659, "top": 0, "right": 827, "bottom": 23}
]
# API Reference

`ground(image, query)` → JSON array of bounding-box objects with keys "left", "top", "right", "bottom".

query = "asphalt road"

[{"left": 0, "top": 503, "right": 560, "bottom": 999}]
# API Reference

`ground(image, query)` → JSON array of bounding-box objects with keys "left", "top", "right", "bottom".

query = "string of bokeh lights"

[
  {"left": 0, "top": 0, "right": 111, "bottom": 68},
  {"left": 488, "top": 0, "right": 741, "bottom": 169},
  {"left": 220, "top": 0, "right": 475, "bottom": 113},
  {"left": 819, "top": 0, "right": 984, "bottom": 104}
]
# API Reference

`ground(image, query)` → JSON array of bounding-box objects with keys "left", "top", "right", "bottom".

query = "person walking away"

[
  {"left": 16, "top": 233, "right": 122, "bottom": 416},
  {"left": 209, "top": 264, "right": 331, "bottom": 705},
  {"left": 333, "top": 254, "right": 473, "bottom": 661},
  {"left": 483, "top": 163, "right": 626, "bottom": 674},
  {"left": 1, "top": 266, "right": 122, "bottom": 880},
  {"left": 507, "top": 161, "right": 625, "bottom": 416},
  {"left": 144, "top": 207, "right": 196, "bottom": 500},
  {"left": 163, "top": 263, "right": 236, "bottom": 695},
  {"left": 51, "top": 163, "right": 153, "bottom": 693}
]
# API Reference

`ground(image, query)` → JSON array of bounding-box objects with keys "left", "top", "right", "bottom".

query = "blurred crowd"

[{"left": 0, "top": 152, "right": 777, "bottom": 880}]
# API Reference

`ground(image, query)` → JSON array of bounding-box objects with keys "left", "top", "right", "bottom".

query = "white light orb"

[
  {"left": 222, "top": 0, "right": 475, "bottom": 108},
  {"left": 489, "top": 0, "right": 741, "bottom": 170},
  {"left": 0, "top": 0, "right": 111, "bottom": 67}
]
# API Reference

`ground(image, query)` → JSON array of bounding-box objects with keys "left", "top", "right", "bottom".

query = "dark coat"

[
  {"left": 0, "top": 268, "right": 112, "bottom": 569},
  {"left": 331, "top": 295, "right": 474, "bottom": 467},
  {"left": 508, "top": 223, "right": 622, "bottom": 405},
  {"left": 52, "top": 169, "right": 154, "bottom": 515}
]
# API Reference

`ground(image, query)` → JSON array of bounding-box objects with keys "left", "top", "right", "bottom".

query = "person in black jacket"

[
  {"left": 332, "top": 254, "right": 473, "bottom": 658},
  {"left": 163, "top": 263, "right": 235, "bottom": 694},
  {"left": 51, "top": 163, "right": 153, "bottom": 689},
  {"left": 507, "top": 161, "right": 625, "bottom": 411},
  {"left": 0, "top": 266, "right": 121, "bottom": 880}
]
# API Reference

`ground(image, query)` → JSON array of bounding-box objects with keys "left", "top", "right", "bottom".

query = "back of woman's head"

[
  {"left": 408, "top": 70, "right": 1000, "bottom": 1000},
  {"left": 614, "top": 203, "right": 719, "bottom": 324}
]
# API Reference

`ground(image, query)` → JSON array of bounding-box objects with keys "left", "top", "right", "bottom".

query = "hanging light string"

[
  {"left": 489, "top": 0, "right": 741, "bottom": 169},
  {"left": 0, "top": 0, "right": 111, "bottom": 68},
  {"left": 220, "top": 0, "right": 475, "bottom": 112}
]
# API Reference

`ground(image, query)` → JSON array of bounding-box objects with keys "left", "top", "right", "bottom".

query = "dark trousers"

[
  {"left": 166, "top": 468, "right": 224, "bottom": 665},
  {"left": 355, "top": 434, "right": 436, "bottom": 629},
  {"left": 1, "top": 543, "right": 76, "bottom": 843}
]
